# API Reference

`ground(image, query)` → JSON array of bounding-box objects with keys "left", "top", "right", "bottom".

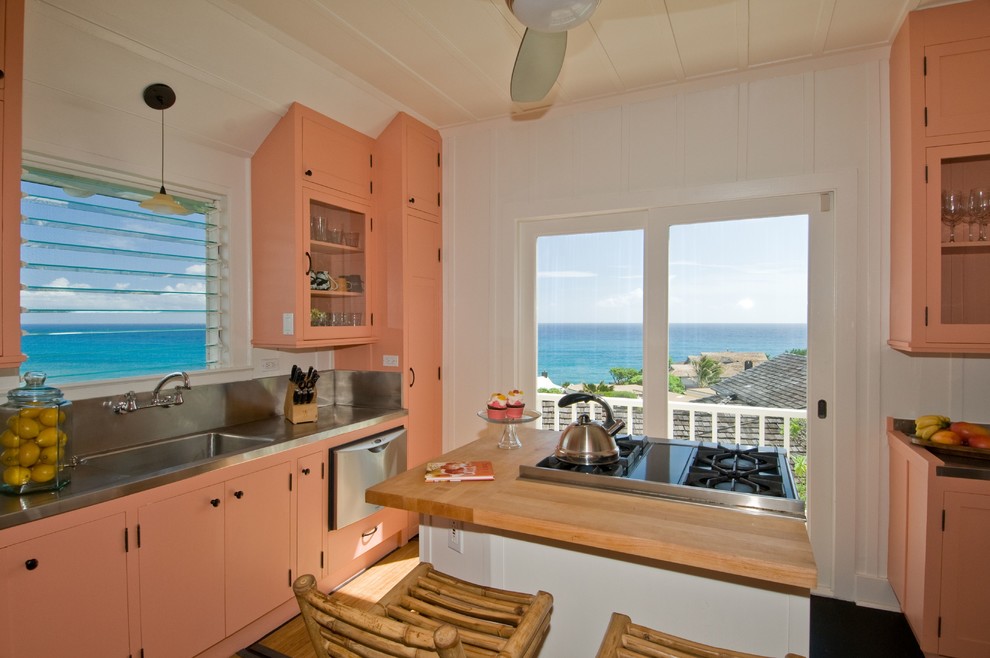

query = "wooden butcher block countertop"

[{"left": 367, "top": 427, "right": 817, "bottom": 590}]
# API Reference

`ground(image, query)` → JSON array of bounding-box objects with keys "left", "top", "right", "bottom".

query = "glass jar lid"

[{"left": 7, "top": 372, "right": 65, "bottom": 406}]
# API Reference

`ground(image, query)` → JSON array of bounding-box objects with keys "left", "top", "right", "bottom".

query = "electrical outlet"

[
  {"left": 383, "top": 354, "right": 399, "bottom": 367},
  {"left": 260, "top": 358, "right": 279, "bottom": 371},
  {"left": 447, "top": 519, "right": 464, "bottom": 553}
]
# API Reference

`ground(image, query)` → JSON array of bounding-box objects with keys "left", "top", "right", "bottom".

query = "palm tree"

[{"left": 691, "top": 356, "right": 723, "bottom": 388}]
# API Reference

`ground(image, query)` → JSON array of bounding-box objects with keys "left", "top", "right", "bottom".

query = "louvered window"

[{"left": 19, "top": 166, "right": 225, "bottom": 383}]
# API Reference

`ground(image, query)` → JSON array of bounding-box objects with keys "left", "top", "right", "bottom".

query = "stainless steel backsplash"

[{"left": 68, "top": 370, "right": 401, "bottom": 456}]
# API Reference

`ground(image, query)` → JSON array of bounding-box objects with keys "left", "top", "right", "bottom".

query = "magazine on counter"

[{"left": 425, "top": 460, "right": 495, "bottom": 482}]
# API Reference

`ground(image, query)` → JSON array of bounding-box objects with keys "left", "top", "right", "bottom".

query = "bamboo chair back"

[
  {"left": 595, "top": 612, "right": 806, "bottom": 658},
  {"left": 372, "top": 562, "right": 553, "bottom": 658}
]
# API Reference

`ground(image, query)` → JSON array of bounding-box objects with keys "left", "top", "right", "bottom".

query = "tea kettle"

[{"left": 554, "top": 392, "right": 626, "bottom": 465}]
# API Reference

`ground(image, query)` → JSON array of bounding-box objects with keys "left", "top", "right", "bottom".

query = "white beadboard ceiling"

[{"left": 25, "top": 0, "right": 955, "bottom": 156}]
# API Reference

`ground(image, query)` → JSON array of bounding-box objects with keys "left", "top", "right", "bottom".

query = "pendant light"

[{"left": 139, "top": 83, "right": 191, "bottom": 216}]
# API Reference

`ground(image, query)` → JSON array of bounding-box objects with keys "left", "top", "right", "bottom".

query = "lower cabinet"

[
  {"left": 327, "top": 506, "right": 408, "bottom": 588},
  {"left": 888, "top": 427, "right": 990, "bottom": 657},
  {"left": 296, "top": 450, "right": 327, "bottom": 580},
  {"left": 0, "top": 512, "right": 130, "bottom": 658},
  {"left": 137, "top": 460, "right": 292, "bottom": 658}
]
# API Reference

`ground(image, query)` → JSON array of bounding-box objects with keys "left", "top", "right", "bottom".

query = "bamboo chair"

[
  {"left": 595, "top": 612, "right": 806, "bottom": 658},
  {"left": 293, "top": 563, "right": 553, "bottom": 658}
]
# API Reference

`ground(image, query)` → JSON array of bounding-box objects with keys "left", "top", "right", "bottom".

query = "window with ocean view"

[{"left": 19, "top": 167, "right": 223, "bottom": 383}]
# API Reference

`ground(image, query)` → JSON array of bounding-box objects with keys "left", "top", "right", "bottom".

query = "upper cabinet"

[
  {"left": 889, "top": 1, "right": 990, "bottom": 354},
  {"left": 251, "top": 103, "right": 377, "bottom": 349},
  {"left": 404, "top": 123, "right": 441, "bottom": 215},
  {"left": 0, "top": 0, "right": 22, "bottom": 368}
]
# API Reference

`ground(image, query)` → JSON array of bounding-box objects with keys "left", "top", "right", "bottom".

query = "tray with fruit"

[{"left": 910, "top": 415, "right": 990, "bottom": 460}]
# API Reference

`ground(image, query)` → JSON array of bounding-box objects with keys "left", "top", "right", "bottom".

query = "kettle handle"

[{"left": 557, "top": 392, "right": 625, "bottom": 436}]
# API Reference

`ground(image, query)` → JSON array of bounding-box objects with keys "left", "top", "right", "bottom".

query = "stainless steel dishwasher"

[{"left": 330, "top": 426, "right": 407, "bottom": 529}]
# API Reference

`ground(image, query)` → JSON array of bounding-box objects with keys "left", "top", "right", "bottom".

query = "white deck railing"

[{"left": 535, "top": 392, "right": 807, "bottom": 453}]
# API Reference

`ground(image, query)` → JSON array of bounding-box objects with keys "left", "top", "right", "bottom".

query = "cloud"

[
  {"left": 597, "top": 287, "right": 643, "bottom": 309},
  {"left": 185, "top": 264, "right": 207, "bottom": 275}
]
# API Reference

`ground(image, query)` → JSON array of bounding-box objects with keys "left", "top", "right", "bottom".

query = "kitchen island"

[{"left": 367, "top": 426, "right": 816, "bottom": 657}]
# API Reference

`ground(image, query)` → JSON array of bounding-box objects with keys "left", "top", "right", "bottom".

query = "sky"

[{"left": 537, "top": 214, "right": 808, "bottom": 324}]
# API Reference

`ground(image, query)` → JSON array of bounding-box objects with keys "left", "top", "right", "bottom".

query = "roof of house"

[{"left": 698, "top": 352, "right": 807, "bottom": 409}]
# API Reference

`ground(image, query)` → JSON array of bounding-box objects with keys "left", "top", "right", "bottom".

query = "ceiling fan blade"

[{"left": 510, "top": 28, "right": 567, "bottom": 103}]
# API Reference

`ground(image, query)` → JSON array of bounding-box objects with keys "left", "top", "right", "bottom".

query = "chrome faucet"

[
  {"left": 152, "top": 371, "right": 192, "bottom": 407},
  {"left": 106, "top": 371, "right": 192, "bottom": 414}
]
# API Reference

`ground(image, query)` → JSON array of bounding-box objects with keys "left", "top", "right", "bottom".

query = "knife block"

[{"left": 283, "top": 385, "right": 318, "bottom": 424}]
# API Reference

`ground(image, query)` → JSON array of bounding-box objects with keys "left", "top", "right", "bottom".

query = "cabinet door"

[
  {"left": 405, "top": 213, "right": 442, "bottom": 469},
  {"left": 303, "top": 186, "right": 374, "bottom": 343},
  {"left": 924, "top": 142, "right": 990, "bottom": 346},
  {"left": 138, "top": 483, "right": 225, "bottom": 658},
  {"left": 926, "top": 37, "right": 990, "bottom": 137},
  {"left": 224, "top": 461, "right": 292, "bottom": 632},
  {"left": 405, "top": 126, "right": 441, "bottom": 215},
  {"left": 301, "top": 115, "right": 372, "bottom": 200},
  {"left": 0, "top": 513, "right": 129, "bottom": 658},
  {"left": 296, "top": 451, "right": 326, "bottom": 580},
  {"left": 939, "top": 491, "right": 990, "bottom": 656}
]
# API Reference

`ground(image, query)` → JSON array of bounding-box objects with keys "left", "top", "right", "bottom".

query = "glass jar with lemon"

[{"left": 0, "top": 372, "right": 72, "bottom": 494}]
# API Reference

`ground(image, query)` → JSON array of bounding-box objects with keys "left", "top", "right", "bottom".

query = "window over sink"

[{"left": 18, "top": 166, "right": 225, "bottom": 383}]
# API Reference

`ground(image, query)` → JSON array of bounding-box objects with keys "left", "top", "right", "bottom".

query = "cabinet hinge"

[
  {"left": 137, "top": 524, "right": 142, "bottom": 549},
  {"left": 925, "top": 306, "right": 929, "bottom": 327},
  {"left": 438, "top": 248, "right": 441, "bottom": 262},
  {"left": 923, "top": 55, "right": 927, "bottom": 76},
  {"left": 370, "top": 217, "right": 374, "bottom": 232},
  {"left": 289, "top": 569, "right": 293, "bottom": 587},
  {"left": 938, "top": 616, "right": 942, "bottom": 637},
  {"left": 438, "top": 366, "right": 441, "bottom": 381},
  {"left": 437, "top": 153, "right": 440, "bottom": 167},
  {"left": 924, "top": 165, "right": 928, "bottom": 184},
  {"left": 924, "top": 106, "right": 928, "bottom": 127},
  {"left": 289, "top": 473, "right": 293, "bottom": 492},
  {"left": 320, "top": 551, "right": 325, "bottom": 568},
  {"left": 942, "top": 508, "right": 946, "bottom": 531},
  {"left": 370, "top": 154, "right": 373, "bottom": 168},
  {"left": 370, "top": 180, "right": 373, "bottom": 195},
  {"left": 321, "top": 462, "right": 325, "bottom": 479},
  {"left": 124, "top": 527, "right": 129, "bottom": 553},
  {"left": 437, "top": 192, "right": 441, "bottom": 207},
  {"left": 371, "top": 313, "right": 375, "bottom": 326}
]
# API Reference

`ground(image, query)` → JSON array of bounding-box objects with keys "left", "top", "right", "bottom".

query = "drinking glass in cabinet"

[
  {"left": 942, "top": 190, "right": 966, "bottom": 243},
  {"left": 970, "top": 188, "right": 989, "bottom": 241},
  {"left": 310, "top": 215, "right": 326, "bottom": 242}
]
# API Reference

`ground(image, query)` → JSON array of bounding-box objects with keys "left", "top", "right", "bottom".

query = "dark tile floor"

[{"left": 811, "top": 595, "right": 924, "bottom": 658}]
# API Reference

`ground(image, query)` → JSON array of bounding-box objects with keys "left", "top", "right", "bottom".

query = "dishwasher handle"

[{"left": 334, "top": 428, "right": 405, "bottom": 454}]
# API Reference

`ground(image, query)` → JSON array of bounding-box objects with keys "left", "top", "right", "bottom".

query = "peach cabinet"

[
  {"left": 296, "top": 449, "right": 326, "bottom": 580},
  {"left": 137, "top": 461, "right": 292, "bottom": 658},
  {"left": 252, "top": 102, "right": 377, "bottom": 349},
  {"left": 0, "top": 0, "right": 23, "bottom": 367},
  {"left": 326, "top": 505, "right": 408, "bottom": 587},
  {"left": 0, "top": 511, "right": 129, "bottom": 658},
  {"left": 887, "top": 426, "right": 990, "bottom": 657},
  {"left": 889, "top": 1, "right": 990, "bottom": 353},
  {"left": 338, "top": 113, "right": 443, "bottom": 495}
]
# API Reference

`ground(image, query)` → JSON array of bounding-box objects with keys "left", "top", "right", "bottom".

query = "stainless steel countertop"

[{"left": 0, "top": 405, "right": 407, "bottom": 531}]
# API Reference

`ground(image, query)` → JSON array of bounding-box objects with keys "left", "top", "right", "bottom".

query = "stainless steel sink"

[{"left": 77, "top": 432, "right": 274, "bottom": 475}]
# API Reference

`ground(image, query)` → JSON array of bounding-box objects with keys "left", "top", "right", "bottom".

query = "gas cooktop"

[{"left": 518, "top": 436, "right": 806, "bottom": 519}]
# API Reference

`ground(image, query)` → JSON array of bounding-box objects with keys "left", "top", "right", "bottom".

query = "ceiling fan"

[{"left": 508, "top": 0, "right": 601, "bottom": 102}]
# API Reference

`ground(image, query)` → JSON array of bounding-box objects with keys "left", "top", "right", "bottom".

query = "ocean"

[
  {"left": 20, "top": 324, "right": 209, "bottom": 383},
  {"left": 538, "top": 323, "right": 807, "bottom": 386}
]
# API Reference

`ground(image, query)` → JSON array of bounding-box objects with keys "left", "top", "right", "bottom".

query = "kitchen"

[{"left": 0, "top": 0, "right": 988, "bottom": 657}]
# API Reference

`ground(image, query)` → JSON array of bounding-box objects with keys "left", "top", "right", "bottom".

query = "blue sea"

[
  {"left": 538, "top": 323, "right": 807, "bottom": 386},
  {"left": 20, "top": 324, "right": 209, "bottom": 383}
]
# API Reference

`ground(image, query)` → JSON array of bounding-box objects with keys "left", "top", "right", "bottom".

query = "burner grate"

[{"left": 685, "top": 445, "right": 788, "bottom": 497}]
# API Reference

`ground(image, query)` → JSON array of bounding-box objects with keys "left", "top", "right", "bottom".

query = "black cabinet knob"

[
  {"left": 0, "top": 70, "right": 6, "bottom": 80},
  {"left": 302, "top": 468, "right": 311, "bottom": 475},
  {"left": 25, "top": 558, "right": 38, "bottom": 571},
  {"left": 210, "top": 498, "right": 220, "bottom": 507},
  {"left": 234, "top": 490, "right": 244, "bottom": 499},
  {"left": 408, "top": 197, "right": 415, "bottom": 203},
  {"left": 304, "top": 169, "right": 313, "bottom": 176}
]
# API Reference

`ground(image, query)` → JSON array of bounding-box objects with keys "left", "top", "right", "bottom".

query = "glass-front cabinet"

[
  {"left": 926, "top": 142, "right": 990, "bottom": 344},
  {"left": 304, "top": 188, "right": 371, "bottom": 341}
]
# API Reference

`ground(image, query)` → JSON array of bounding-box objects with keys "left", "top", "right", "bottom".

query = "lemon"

[
  {"left": 2, "top": 466, "right": 30, "bottom": 487},
  {"left": 14, "top": 418, "right": 40, "bottom": 440},
  {"left": 39, "top": 446, "right": 64, "bottom": 466},
  {"left": 0, "top": 430, "right": 20, "bottom": 449},
  {"left": 0, "top": 449, "right": 19, "bottom": 467},
  {"left": 18, "top": 408, "right": 41, "bottom": 419},
  {"left": 39, "top": 408, "right": 65, "bottom": 427},
  {"left": 17, "top": 441, "right": 39, "bottom": 467},
  {"left": 36, "top": 427, "right": 60, "bottom": 448},
  {"left": 6, "top": 415, "right": 17, "bottom": 430},
  {"left": 30, "top": 464, "right": 55, "bottom": 483}
]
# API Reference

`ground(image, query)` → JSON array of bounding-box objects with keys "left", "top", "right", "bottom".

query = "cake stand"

[{"left": 477, "top": 409, "right": 541, "bottom": 450}]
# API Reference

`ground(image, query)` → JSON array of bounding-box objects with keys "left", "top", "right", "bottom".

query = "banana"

[{"left": 915, "top": 414, "right": 951, "bottom": 437}]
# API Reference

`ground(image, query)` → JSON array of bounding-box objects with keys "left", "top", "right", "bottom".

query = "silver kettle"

[{"left": 554, "top": 392, "right": 626, "bottom": 465}]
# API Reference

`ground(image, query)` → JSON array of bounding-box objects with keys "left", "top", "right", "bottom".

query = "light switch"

[
  {"left": 282, "top": 313, "right": 294, "bottom": 335},
  {"left": 383, "top": 355, "right": 399, "bottom": 367}
]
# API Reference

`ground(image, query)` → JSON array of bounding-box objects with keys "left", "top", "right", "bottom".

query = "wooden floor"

[{"left": 234, "top": 539, "right": 421, "bottom": 658}]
